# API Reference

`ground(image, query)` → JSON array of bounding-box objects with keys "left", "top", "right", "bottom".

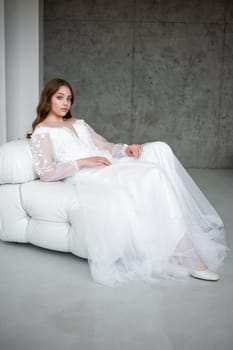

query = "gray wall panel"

[
  {"left": 44, "top": 0, "right": 233, "bottom": 168},
  {"left": 45, "top": 0, "right": 135, "bottom": 21},
  {"left": 136, "top": 0, "right": 225, "bottom": 23},
  {"left": 218, "top": 24, "right": 233, "bottom": 167},
  {"left": 226, "top": 0, "right": 233, "bottom": 23},
  {"left": 45, "top": 20, "right": 133, "bottom": 142},
  {"left": 132, "top": 23, "right": 223, "bottom": 167}
]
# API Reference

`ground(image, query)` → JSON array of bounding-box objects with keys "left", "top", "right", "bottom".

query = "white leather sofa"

[{"left": 0, "top": 139, "right": 88, "bottom": 259}]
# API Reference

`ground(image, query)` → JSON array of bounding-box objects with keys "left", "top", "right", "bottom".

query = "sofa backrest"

[{"left": 0, "top": 139, "right": 38, "bottom": 184}]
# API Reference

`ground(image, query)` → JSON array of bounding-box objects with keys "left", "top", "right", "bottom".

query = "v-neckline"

[
  {"left": 37, "top": 119, "right": 83, "bottom": 138},
  {"left": 63, "top": 125, "right": 79, "bottom": 138}
]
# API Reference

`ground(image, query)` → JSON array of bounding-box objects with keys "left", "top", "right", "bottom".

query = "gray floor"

[{"left": 0, "top": 169, "right": 233, "bottom": 350}]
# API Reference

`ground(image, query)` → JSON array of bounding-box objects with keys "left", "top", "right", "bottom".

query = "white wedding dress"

[{"left": 31, "top": 119, "right": 227, "bottom": 286}]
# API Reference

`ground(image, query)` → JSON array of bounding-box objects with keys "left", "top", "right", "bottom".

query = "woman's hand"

[
  {"left": 77, "top": 156, "right": 112, "bottom": 169},
  {"left": 125, "top": 144, "right": 143, "bottom": 159}
]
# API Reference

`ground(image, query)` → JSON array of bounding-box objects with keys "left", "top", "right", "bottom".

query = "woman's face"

[{"left": 49, "top": 85, "right": 72, "bottom": 118}]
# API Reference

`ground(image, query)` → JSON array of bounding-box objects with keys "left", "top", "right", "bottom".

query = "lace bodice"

[{"left": 31, "top": 119, "right": 127, "bottom": 181}]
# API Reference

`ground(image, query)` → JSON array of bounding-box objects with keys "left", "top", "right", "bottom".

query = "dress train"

[{"left": 68, "top": 142, "right": 227, "bottom": 286}]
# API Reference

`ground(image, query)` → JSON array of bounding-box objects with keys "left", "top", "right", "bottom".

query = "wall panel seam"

[
  {"left": 216, "top": 0, "right": 227, "bottom": 167},
  {"left": 129, "top": 0, "right": 136, "bottom": 144}
]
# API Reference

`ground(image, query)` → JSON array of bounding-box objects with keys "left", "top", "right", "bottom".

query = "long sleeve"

[
  {"left": 31, "top": 132, "right": 78, "bottom": 182},
  {"left": 85, "top": 122, "right": 128, "bottom": 158}
]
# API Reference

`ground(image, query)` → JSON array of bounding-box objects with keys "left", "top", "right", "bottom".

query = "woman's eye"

[
  {"left": 67, "top": 97, "right": 72, "bottom": 102},
  {"left": 56, "top": 96, "right": 63, "bottom": 100}
]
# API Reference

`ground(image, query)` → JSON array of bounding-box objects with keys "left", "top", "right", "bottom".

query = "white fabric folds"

[{"left": 31, "top": 119, "right": 227, "bottom": 286}]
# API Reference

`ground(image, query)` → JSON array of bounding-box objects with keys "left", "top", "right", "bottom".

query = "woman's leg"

[
  {"left": 140, "top": 142, "right": 222, "bottom": 281},
  {"left": 173, "top": 234, "right": 207, "bottom": 271}
]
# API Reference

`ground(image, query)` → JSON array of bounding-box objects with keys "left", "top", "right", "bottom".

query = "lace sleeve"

[
  {"left": 31, "top": 132, "right": 78, "bottom": 181},
  {"left": 85, "top": 122, "right": 128, "bottom": 158}
]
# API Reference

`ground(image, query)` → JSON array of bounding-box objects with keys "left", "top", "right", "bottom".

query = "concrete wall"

[{"left": 44, "top": 0, "right": 233, "bottom": 168}]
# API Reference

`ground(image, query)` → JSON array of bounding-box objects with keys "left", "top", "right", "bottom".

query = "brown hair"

[{"left": 27, "top": 78, "right": 74, "bottom": 138}]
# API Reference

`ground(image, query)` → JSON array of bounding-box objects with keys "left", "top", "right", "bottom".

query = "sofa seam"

[
  {"left": 19, "top": 183, "right": 32, "bottom": 242},
  {"left": 18, "top": 183, "right": 26, "bottom": 212}
]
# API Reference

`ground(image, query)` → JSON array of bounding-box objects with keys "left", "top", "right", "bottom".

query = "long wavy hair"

[{"left": 27, "top": 78, "right": 74, "bottom": 138}]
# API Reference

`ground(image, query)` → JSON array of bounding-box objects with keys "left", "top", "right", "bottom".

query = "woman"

[{"left": 29, "top": 78, "right": 227, "bottom": 286}]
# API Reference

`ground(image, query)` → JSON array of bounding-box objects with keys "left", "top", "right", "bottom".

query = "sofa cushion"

[
  {"left": 0, "top": 181, "right": 88, "bottom": 259},
  {"left": 0, "top": 139, "right": 38, "bottom": 184}
]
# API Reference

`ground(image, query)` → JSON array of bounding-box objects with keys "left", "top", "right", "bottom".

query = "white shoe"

[{"left": 191, "top": 269, "right": 219, "bottom": 281}]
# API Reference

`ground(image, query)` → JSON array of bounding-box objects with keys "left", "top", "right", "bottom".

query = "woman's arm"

[
  {"left": 31, "top": 133, "right": 78, "bottom": 181},
  {"left": 86, "top": 122, "right": 142, "bottom": 159},
  {"left": 86, "top": 123, "right": 128, "bottom": 158},
  {"left": 31, "top": 132, "right": 111, "bottom": 181}
]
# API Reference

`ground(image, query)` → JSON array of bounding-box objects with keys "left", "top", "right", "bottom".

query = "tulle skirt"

[{"left": 66, "top": 142, "right": 227, "bottom": 286}]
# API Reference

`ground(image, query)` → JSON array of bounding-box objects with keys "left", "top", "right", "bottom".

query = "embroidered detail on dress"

[
  {"left": 31, "top": 134, "right": 54, "bottom": 176},
  {"left": 31, "top": 131, "right": 78, "bottom": 181}
]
